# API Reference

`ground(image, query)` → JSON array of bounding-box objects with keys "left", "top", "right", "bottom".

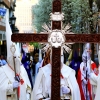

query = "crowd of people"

[
  {"left": 0, "top": 18, "right": 100, "bottom": 100},
  {"left": 30, "top": 43, "right": 100, "bottom": 100}
]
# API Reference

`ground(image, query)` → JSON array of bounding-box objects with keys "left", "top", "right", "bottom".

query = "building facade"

[
  {"left": 14, "top": 0, "right": 35, "bottom": 33},
  {"left": 0, "top": 0, "right": 17, "bottom": 56},
  {"left": 0, "top": 0, "right": 10, "bottom": 56}
]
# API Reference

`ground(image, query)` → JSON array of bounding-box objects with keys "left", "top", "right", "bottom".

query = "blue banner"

[{"left": 0, "top": 8, "right": 6, "bottom": 19}]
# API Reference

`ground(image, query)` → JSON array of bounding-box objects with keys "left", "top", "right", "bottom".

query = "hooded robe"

[{"left": 31, "top": 63, "right": 81, "bottom": 100}]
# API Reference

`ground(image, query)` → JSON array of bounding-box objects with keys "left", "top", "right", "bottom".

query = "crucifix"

[{"left": 11, "top": 0, "right": 100, "bottom": 100}]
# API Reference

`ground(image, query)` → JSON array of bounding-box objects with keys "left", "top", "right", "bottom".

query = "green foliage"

[
  {"left": 30, "top": 42, "right": 39, "bottom": 48},
  {"left": 29, "top": 42, "right": 42, "bottom": 49},
  {"left": 70, "top": 0, "right": 92, "bottom": 33},
  {"left": 32, "top": 0, "right": 98, "bottom": 33},
  {"left": 32, "top": 0, "right": 52, "bottom": 33}
]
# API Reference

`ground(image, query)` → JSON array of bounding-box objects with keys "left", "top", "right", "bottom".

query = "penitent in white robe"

[
  {"left": 0, "top": 64, "right": 31, "bottom": 100},
  {"left": 89, "top": 72, "right": 100, "bottom": 100},
  {"left": 31, "top": 63, "right": 81, "bottom": 100}
]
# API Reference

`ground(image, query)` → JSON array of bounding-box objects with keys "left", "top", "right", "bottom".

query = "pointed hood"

[
  {"left": 84, "top": 43, "right": 91, "bottom": 60},
  {"left": 84, "top": 43, "right": 91, "bottom": 51},
  {"left": 22, "top": 43, "right": 28, "bottom": 53},
  {"left": 73, "top": 50, "right": 78, "bottom": 61},
  {"left": 82, "top": 50, "right": 87, "bottom": 63},
  {"left": 6, "top": 17, "right": 21, "bottom": 74},
  {"left": 6, "top": 17, "right": 14, "bottom": 62}
]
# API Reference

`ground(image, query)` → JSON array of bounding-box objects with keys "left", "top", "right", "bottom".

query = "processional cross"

[{"left": 11, "top": 0, "right": 100, "bottom": 100}]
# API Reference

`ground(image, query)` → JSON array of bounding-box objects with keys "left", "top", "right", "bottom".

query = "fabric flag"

[
  {"left": 66, "top": 50, "right": 73, "bottom": 66},
  {"left": 21, "top": 48, "right": 33, "bottom": 89},
  {"left": 69, "top": 50, "right": 81, "bottom": 78},
  {"left": 0, "top": 8, "right": 6, "bottom": 20}
]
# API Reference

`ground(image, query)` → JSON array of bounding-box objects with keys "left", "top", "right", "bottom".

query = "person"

[
  {"left": 0, "top": 47, "right": 20, "bottom": 100},
  {"left": 0, "top": 18, "right": 31, "bottom": 100},
  {"left": 69, "top": 50, "right": 82, "bottom": 78},
  {"left": 88, "top": 70, "right": 99, "bottom": 100},
  {"left": 88, "top": 43, "right": 100, "bottom": 100},
  {"left": 1, "top": 55, "right": 7, "bottom": 65},
  {"left": 77, "top": 43, "right": 97, "bottom": 100},
  {"left": 77, "top": 51, "right": 92, "bottom": 100},
  {"left": 31, "top": 49, "right": 81, "bottom": 100},
  {"left": 21, "top": 44, "right": 33, "bottom": 89},
  {"left": 0, "top": 44, "right": 31, "bottom": 100}
]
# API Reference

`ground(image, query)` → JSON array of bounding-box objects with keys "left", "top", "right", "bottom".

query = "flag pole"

[{"left": 86, "top": 53, "right": 88, "bottom": 100}]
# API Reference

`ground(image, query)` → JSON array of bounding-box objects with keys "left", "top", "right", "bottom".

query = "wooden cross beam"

[
  {"left": 11, "top": 0, "right": 100, "bottom": 100},
  {"left": 12, "top": 33, "right": 100, "bottom": 43}
]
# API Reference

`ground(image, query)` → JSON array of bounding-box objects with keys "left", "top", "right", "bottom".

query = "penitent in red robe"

[{"left": 77, "top": 61, "right": 97, "bottom": 100}]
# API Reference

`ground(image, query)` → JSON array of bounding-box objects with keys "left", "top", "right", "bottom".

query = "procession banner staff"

[{"left": 10, "top": 44, "right": 19, "bottom": 100}]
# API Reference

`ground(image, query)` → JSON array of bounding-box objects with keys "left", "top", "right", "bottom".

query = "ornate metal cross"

[{"left": 11, "top": 0, "right": 100, "bottom": 100}]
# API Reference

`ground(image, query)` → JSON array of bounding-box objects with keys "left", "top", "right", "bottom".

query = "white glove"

[
  {"left": 62, "top": 86, "right": 70, "bottom": 94},
  {"left": 83, "top": 79, "right": 88, "bottom": 84},
  {"left": 13, "top": 81, "right": 19, "bottom": 89}
]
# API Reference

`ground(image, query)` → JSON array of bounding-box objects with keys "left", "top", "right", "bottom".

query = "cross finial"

[{"left": 10, "top": 43, "right": 16, "bottom": 55}]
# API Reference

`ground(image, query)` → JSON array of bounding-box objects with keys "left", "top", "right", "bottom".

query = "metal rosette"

[{"left": 48, "top": 29, "right": 66, "bottom": 48}]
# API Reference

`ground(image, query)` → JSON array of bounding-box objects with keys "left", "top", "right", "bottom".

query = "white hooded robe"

[
  {"left": 0, "top": 63, "right": 31, "bottom": 100},
  {"left": 31, "top": 63, "right": 81, "bottom": 100}
]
